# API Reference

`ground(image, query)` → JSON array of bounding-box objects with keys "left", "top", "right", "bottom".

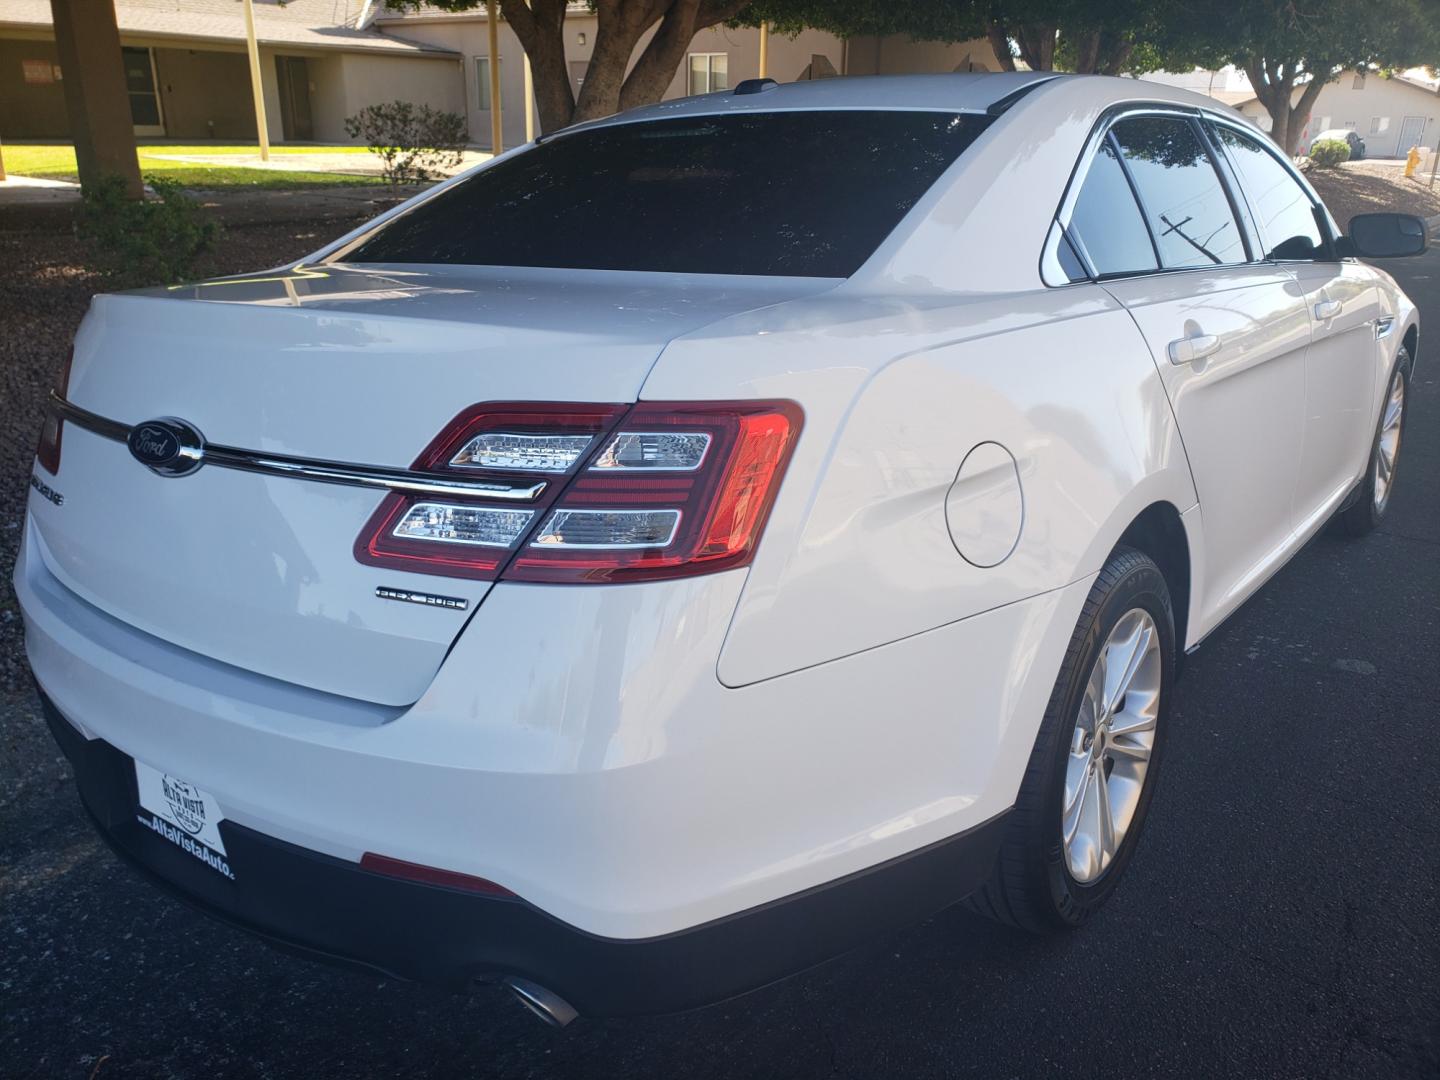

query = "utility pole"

[
  {"left": 243, "top": 0, "right": 271, "bottom": 160},
  {"left": 758, "top": 22, "right": 770, "bottom": 79}
]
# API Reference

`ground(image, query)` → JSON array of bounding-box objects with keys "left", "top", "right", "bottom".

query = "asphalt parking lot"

[{"left": 3, "top": 252, "right": 1438, "bottom": 1079}]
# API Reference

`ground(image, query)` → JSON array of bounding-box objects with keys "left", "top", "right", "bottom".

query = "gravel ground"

[
  {"left": 0, "top": 196, "right": 375, "bottom": 693},
  {"left": 1304, "top": 161, "right": 1440, "bottom": 226}
]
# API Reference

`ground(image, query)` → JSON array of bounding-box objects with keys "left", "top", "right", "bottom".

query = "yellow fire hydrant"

[{"left": 1405, "top": 144, "right": 1422, "bottom": 177}]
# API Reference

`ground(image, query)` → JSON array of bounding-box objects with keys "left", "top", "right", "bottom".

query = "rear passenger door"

[
  {"left": 1063, "top": 113, "right": 1312, "bottom": 628},
  {"left": 1208, "top": 121, "right": 1384, "bottom": 530}
]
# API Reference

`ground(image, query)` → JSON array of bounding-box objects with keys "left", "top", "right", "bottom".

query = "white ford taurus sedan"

[{"left": 19, "top": 73, "right": 1422, "bottom": 1024}]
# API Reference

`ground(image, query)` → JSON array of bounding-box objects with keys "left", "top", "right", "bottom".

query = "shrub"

[
  {"left": 344, "top": 101, "right": 468, "bottom": 185},
  {"left": 76, "top": 174, "right": 221, "bottom": 286},
  {"left": 1309, "top": 138, "right": 1352, "bottom": 168}
]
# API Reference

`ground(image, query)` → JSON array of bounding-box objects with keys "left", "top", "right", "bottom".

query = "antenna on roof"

[{"left": 734, "top": 78, "right": 778, "bottom": 96}]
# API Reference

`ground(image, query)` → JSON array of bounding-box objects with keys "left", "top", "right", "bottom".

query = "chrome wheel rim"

[
  {"left": 1062, "top": 608, "right": 1161, "bottom": 885},
  {"left": 1373, "top": 366, "right": 1405, "bottom": 512}
]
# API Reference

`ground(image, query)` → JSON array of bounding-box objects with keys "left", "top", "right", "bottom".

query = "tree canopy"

[
  {"left": 1183, "top": 0, "right": 1440, "bottom": 154},
  {"left": 396, "top": 0, "right": 1440, "bottom": 150}
]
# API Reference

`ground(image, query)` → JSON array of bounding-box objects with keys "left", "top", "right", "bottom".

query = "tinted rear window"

[{"left": 342, "top": 111, "right": 992, "bottom": 278}]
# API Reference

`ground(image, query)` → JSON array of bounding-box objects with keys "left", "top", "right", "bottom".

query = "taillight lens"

[
  {"left": 35, "top": 348, "right": 74, "bottom": 475},
  {"left": 354, "top": 403, "right": 628, "bottom": 580},
  {"left": 355, "top": 400, "right": 802, "bottom": 583},
  {"left": 506, "top": 402, "right": 802, "bottom": 583}
]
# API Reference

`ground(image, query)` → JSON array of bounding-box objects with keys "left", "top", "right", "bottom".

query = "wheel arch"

[{"left": 1113, "top": 501, "right": 1193, "bottom": 657}]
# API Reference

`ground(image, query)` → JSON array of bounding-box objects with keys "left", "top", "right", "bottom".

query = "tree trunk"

[
  {"left": 572, "top": 0, "right": 665, "bottom": 123},
  {"left": 50, "top": 0, "right": 142, "bottom": 196},
  {"left": 1099, "top": 43, "right": 1134, "bottom": 77},
  {"left": 1288, "top": 75, "right": 1331, "bottom": 157},
  {"left": 1243, "top": 56, "right": 1297, "bottom": 157},
  {"left": 620, "top": 0, "right": 748, "bottom": 112},
  {"left": 1071, "top": 30, "right": 1101, "bottom": 75},
  {"left": 1015, "top": 24, "right": 1056, "bottom": 71},
  {"left": 984, "top": 23, "right": 1017, "bottom": 71},
  {"left": 500, "top": 0, "right": 573, "bottom": 134}
]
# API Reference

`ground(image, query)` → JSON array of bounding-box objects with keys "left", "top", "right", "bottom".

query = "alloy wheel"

[
  {"left": 1373, "top": 366, "right": 1406, "bottom": 513},
  {"left": 1062, "top": 608, "right": 1161, "bottom": 885}
]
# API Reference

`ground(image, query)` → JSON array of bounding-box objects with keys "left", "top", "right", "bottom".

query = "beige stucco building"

[
  {"left": 0, "top": 0, "right": 998, "bottom": 149},
  {"left": 1144, "top": 65, "right": 1440, "bottom": 158},
  {"left": 1232, "top": 70, "right": 1440, "bottom": 158},
  {"left": 0, "top": 0, "right": 465, "bottom": 143}
]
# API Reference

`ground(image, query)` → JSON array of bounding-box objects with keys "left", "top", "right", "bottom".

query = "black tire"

[
  {"left": 1333, "top": 344, "right": 1411, "bottom": 538},
  {"left": 966, "top": 546, "right": 1175, "bottom": 933}
]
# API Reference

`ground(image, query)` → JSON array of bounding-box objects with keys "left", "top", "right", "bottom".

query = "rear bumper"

[{"left": 43, "top": 692, "right": 1006, "bottom": 1016}]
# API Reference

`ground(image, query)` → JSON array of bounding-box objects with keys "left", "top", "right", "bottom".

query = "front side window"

[
  {"left": 1111, "top": 116, "right": 1247, "bottom": 269},
  {"left": 1210, "top": 123, "right": 1325, "bottom": 261},
  {"left": 1066, "top": 136, "right": 1158, "bottom": 278},
  {"left": 343, "top": 111, "right": 991, "bottom": 278}
]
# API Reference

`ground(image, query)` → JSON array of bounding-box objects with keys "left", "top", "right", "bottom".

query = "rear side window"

[
  {"left": 342, "top": 111, "right": 993, "bottom": 278},
  {"left": 1209, "top": 123, "right": 1326, "bottom": 261},
  {"left": 1067, "top": 137, "right": 1158, "bottom": 278},
  {"left": 1111, "top": 116, "right": 1247, "bottom": 269}
]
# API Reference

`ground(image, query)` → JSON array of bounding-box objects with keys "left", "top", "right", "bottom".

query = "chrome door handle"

[
  {"left": 1168, "top": 334, "right": 1221, "bottom": 365},
  {"left": 1314, "top": 299, "right": 1343, "bottom": 320}
]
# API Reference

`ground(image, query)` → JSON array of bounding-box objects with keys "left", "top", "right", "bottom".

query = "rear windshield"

[{"left": 341, "top": 110, "right": 992, "bottom": 278}]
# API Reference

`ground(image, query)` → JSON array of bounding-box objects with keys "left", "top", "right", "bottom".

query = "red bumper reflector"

[{"left": 359, "top": 852, "right": 518, "bottom": 899}]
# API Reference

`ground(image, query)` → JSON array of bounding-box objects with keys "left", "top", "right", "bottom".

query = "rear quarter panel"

[{"left": 641, "top": 284, "right": 1198, "bottom": 687}]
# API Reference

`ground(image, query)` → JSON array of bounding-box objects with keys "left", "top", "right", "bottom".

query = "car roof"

[{"left": 561, "top": 72, "right": 1238, "bottom": 137}]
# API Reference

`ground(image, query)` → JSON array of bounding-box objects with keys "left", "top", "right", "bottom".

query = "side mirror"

[{"left": 1343, "top": 213, "right": 1428, "bottom": 258}]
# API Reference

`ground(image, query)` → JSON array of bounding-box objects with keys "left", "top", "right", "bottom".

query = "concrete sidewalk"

[{"left": 0, "top": 174, "right": 80, "bottom": 205}]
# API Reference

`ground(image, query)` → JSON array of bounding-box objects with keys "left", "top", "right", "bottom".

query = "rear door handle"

[
  {"left": 1315, "top": 299, "right": 1343, "bottom": 320},
  {"left": 1168, "top": 333, "right": 1221, "bottom": 365}
]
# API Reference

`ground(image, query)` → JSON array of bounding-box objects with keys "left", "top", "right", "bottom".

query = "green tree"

[
  {"left": 743, "top": 0, "right": 1220, "bottom": 75},
  {"left": 1187, "top": 0, "right": 1440, "bottom": 156}
]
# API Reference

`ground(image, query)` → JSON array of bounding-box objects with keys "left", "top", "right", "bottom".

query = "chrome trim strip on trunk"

[{"left": 47, "top": 391, "right": 548, "bottom": 501}]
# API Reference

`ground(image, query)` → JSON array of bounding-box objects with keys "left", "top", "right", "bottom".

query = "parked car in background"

[
  {"left": 1311, "top": 127, "right": 1367, "bottom": 160},
  {"left": 18, "top": 73, "right": 1423, "bottom": 1026}
]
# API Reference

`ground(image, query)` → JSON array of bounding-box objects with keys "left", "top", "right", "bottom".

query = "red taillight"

[
  {"left": 35, "top": 348, "right": 74, "bottom": 475},
  {"left": 359, "top": 852, "right": 517, "bottom": 898},
  {"left": 354, "top": 400, "right": 802, "bottom": 583},
  {"left": 506, "top": 402, "right": 803, "bottom": 583},
  {"left": 354, "top": 402, "right": 628, "bottom": 580}
]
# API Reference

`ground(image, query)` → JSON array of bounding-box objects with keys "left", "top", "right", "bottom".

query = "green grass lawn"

[{"left": 3, "top": 143, "right": 384, "bottom": 189}]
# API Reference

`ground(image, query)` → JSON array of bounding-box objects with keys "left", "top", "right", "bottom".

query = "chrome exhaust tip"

[{"left": 506, "top": 978, "right": 578, "bottom": 1028}]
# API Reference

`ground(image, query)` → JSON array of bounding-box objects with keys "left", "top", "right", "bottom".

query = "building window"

[
  {"left": 475, "top": 56, "right": 501, "bottom": 111},
  {"left": 687, "top": 53, "right": 728, "bottom": 95},
  {"left": 1371, "top": 116, "right": 1391, "bottom": 135},
  {"left": 1352, "top": 71, "right": 1366, "bottom": 89}
]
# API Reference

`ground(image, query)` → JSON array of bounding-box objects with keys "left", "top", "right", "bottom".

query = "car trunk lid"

[{"left": 33, "top": 264, "right": 834, "bottom": 706}]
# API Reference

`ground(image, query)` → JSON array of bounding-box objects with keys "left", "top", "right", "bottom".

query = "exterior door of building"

[
  {"left": 122, "top": 46, "right": 165, "bottom": 136},
  {"left": 1396, "top": 115, "right": 1427, "bottom": 157},
  {"left": 276, "top": 57, "right": 314, "bottom": 142}
]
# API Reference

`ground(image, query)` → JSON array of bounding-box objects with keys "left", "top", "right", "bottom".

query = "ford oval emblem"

[{"left": 127, "top": 417, "right": 206, "bottom": 477}]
